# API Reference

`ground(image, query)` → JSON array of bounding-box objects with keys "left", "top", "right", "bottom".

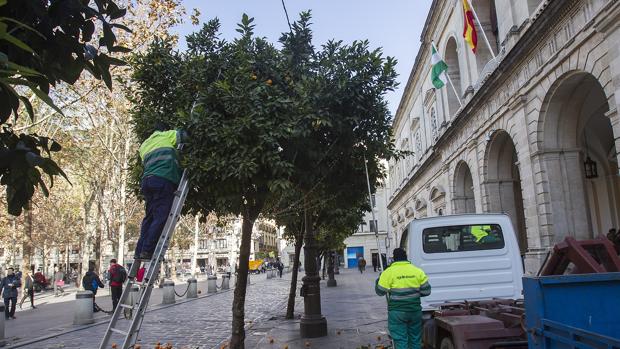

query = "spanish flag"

[{"left": 462, "top": 0, "right": 478, "bottom": 53}]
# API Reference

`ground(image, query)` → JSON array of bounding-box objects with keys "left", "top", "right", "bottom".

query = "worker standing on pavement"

[
  {"left": 135, "top": 124, "right": 189, "bottom": 260},
  {"left": 375, "top": 248, "right": 431, "bottom": 349}
]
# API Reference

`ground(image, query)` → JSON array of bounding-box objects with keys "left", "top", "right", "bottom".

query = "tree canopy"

[{"left": 131, "top": 11, "right": 399, "bottom": 348}]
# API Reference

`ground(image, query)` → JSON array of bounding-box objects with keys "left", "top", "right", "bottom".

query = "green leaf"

[
  {"left": 110, "top": 45, "right": 131, "bottom": 53},
  {"left": 18, "top": 96, "right": 34, "bottom": 121},
  {"left": 0, "top": 17, "right": 46, "bottom": 39},
  {"left": 25, "top": 83, "right": 64, "bottom": 116},
  {"left": 0, "top": 0, "right": 7, "bottom": 6},
  {"left": 109, "top": 8, "right": 127, "bottom": 20},
  {"left": 6, "top": 61, "right": 43, "bottom": 77},
  {"left": 1, "top": 33, "right": 35, "bottom": 53},
  {"left": 111, "top": 23, "right": 132, "bottom": 33}
]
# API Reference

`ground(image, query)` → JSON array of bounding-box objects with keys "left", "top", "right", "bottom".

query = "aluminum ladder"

[{"left": 98, "top": 169, "right": 190, "bottom": 349}]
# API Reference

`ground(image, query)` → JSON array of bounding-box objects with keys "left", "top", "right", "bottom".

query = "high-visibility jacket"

[
  {"left": 471, "top": 225, "right": 491, "bottom": 242},
  {"left": 375, "top": 261, "right": 431, "bottom": 312},
  {"left": 139, "top": 130, "right": 182, "bottom": 185}
]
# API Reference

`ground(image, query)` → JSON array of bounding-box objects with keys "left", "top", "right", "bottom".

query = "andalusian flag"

[
  {"left": 463, "top": 0, "right": 478, "bottom": 53},
  {"left": 431, "top": 45, "right": 448, "bottom": 89}
]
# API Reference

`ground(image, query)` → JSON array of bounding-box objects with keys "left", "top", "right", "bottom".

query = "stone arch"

[
  {"left": 453, "top": 161, "right": 476, "bottom": 213},
  {"left": 471, "top": 0, "right": 499, "bottom": 74},
  {"left": 444, "top": 37, "right": 462, "bottom": 117},
  {"left": 484, "top": 130, "right": 528, "bottom": 255},
  {"left": 538, "top": 71, "right": 619, "bottom": 241}
]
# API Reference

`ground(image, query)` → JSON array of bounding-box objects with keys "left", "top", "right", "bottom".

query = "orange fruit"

[
  {"left": 266, "top": 79, "right": 273, "bottom": 86},
  {"left": 250, "top": 74, "right": 257, "bottom": 80}
]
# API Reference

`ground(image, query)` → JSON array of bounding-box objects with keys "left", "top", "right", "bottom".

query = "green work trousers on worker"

[{"left": 388, "top": 310, "right": 422, "bottom": 349}]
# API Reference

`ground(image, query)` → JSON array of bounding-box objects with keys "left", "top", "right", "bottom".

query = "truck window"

[{"left": 422, "top": 224, "right": 505, "bottom": 253}]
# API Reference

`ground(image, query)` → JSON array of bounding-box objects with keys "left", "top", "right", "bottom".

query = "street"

[{"left": 4, "top": 269, "right": 388, "bottom": 349}]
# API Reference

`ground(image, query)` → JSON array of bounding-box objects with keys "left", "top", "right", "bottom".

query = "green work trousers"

[{"left": 388, "top": 310, "right": 422, "bottom": 349}]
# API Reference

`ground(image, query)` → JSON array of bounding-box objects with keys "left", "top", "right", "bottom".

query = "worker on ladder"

[{"left": 135, "top": 123, "right": 189, "bottom": 260}]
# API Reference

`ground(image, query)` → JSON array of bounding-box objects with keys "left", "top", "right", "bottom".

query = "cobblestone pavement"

[
  {"left": 15, "top": 273, "right": 292, "bottom": 349},
  {"left": 244, "top": 269, "right": 391, "bottom": 349}
]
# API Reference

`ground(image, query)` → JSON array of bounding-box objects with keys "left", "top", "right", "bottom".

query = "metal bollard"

[
  {"left": 0, "top": 304, "right": 5, "bottom": 347},
  {"left": 162, "top": 280, "right": 175, "bottom": 305},
  {"left": 187, "top": 278, "right": 198, "bottom": 298},
  {"left": 207, "top": 275, "right": 217, "bottom": 293},
  {"left": 221, "top": 274, "right": 230, "bottom": 290},
  {"left": 266, "top": 269, "right": 273, "bottom": 279},
  {"left": 73, "top": 291, "right": 95, "bottom": 325}
]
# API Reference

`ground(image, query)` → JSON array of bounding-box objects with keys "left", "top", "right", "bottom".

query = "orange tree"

[{"left": 131, "top": 12, "right": 398, "bottom": 347}]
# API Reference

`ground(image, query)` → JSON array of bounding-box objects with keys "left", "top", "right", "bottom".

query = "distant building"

[{"left": 342, "top": 186, "right": 391, "bottom": 269}]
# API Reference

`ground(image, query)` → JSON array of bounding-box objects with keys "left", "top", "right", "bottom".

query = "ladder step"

[
  {"left": 110, "top": 328, "right": 129, "bottom": 336},
  {"left": 119, "top": 303, "right": 134, "bottom": 309}
]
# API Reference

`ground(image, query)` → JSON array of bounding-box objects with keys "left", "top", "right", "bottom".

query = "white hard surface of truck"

[{"left": 404, "top": 214, "right": 524, "bottom": 310}]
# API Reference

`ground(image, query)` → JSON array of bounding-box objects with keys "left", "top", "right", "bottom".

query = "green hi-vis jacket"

[
  {"left": 139, "top": 130, "right": 182, "bottom": 185},
  {"left": 375, "top": 261, "right": 431, "bottom": 312}
]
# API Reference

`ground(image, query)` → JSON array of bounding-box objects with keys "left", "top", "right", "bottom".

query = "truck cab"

[{"left": 405, "top": 214, "right": 524, "bottom": 310}]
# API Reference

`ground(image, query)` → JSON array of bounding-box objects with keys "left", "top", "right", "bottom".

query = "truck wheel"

[{"left": 440, "top": 337, "right": 455, "bottom": 349}]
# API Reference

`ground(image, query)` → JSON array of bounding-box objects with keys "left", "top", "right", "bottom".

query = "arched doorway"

[
  {"left": 444, "top": 37, "right": 462, "bottom": 116},
  {"left": 399, "top": 227, "right": 409, "bottom": 250},
  {"left": 454, "top": 161, "right": 476, "bottom": 213},
  {"left": 540, "top": 71, "right": 619, "bottom": 240},
  {"left": 471, "top": 0, "right": 499, "bottom": 74},
  {"left": 485, "top": 131, "right": 527, "bottom": 254}
]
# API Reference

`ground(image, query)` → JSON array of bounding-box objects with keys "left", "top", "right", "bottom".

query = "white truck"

[
  {"left": 404, "top": 214, "right": 526, "bottom": 349},
  {"left": 405, "top": 213, "right": 524, "bottom": 309}
]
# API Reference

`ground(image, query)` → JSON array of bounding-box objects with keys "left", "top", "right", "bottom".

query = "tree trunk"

[
  {"left": 191, "top": 213, "right": 201, "bottom": 276},
  {"left": 230, "top": 211, "right": 258, "bottom": 349},
  {"left": 21, "top": 206, "right": 33, "bottom": 287},
  {"left": 118, "top": 135, "right": 131, "bottom": 265},
  {"left": 285, "top": 231, "right": 304, "bottom": 319},
  {"left": 321, "top": 253, "right": 326, "bottom": 280}
]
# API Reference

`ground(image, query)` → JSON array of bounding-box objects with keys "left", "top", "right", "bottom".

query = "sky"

[{"left": 172, "top": 0, "right": 434, "bottom": 115}]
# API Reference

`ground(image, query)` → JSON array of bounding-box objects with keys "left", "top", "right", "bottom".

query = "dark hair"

[
  {"left": 393, "top": 248, "right": 407, "bottom": 261},
  {"left": 110, "top": 259, "right": 117, "bottom": 264},
  {"left": 154, "top": 121, "right": 170, "bottom": 132}
]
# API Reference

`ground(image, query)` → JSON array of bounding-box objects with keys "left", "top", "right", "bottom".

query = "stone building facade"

[{"left": 388, "top": 0, "right": 620, "bottom": 274}]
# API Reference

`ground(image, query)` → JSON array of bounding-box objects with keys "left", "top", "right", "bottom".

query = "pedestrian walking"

[
  {"left": 19, "top": 270, "right": 36, "bottom": 309},
  {"left": 108, "top": 259, "right": 127, "bottom": 311},
  {"left": 135, "top": 125, "right": 189, "bottom": 260},
  {"left": 372, "top": 254, "right": 379, "bottom": 272},
  {"left": 82, "top": 263, "right": 104, "bottom": 312},
  {"left": 53, "top": 267, "right": 65, "bottom": 296},
  {"left": 1, "top": 267, "right": 21, "bottom": 319},
  {"left": 276, "top": 258, "right": 284, "bottom": 278},
  {"left": 357, "top": 255, "right": 366, "bottom": 274},
  {"left": 375, "top": 248, "right": 431, "bottom": 349}
]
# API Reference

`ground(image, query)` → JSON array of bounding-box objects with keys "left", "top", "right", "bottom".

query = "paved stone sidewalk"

[
  {"left": 11, "top": 273, "right": 291, "bottom": 349},
  {"left": 244, "top": 269, "right": 392, "bottom": 349}
]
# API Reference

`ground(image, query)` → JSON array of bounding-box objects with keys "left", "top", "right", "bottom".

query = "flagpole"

[
  {"left": 466, "top": 0, "right": 496, "bottom": 59},
  {"left": 431, "top": 41, "right": 463, "bottom": 107}
]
